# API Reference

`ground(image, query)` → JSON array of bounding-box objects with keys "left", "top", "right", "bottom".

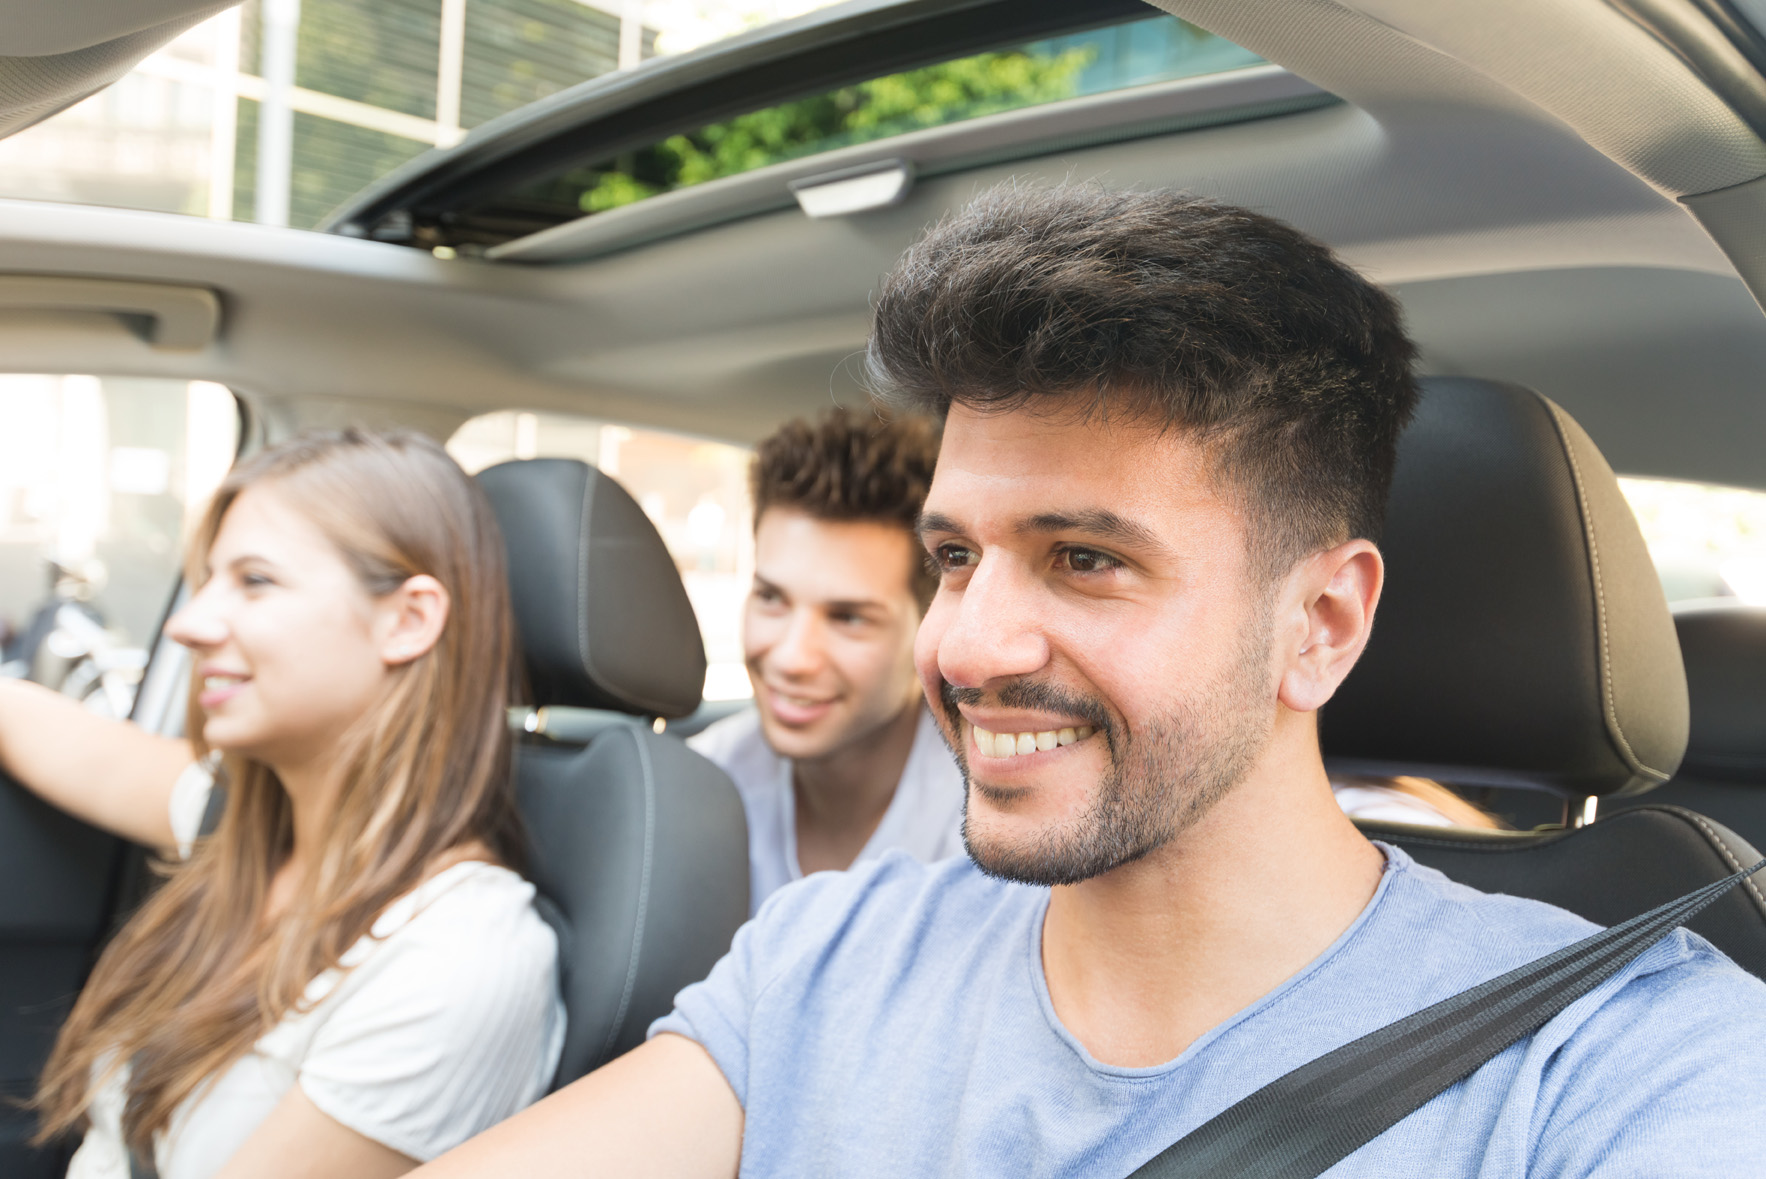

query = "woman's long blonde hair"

[{"left": 34, "top": 429, "right": 523, "bottom": 1157}]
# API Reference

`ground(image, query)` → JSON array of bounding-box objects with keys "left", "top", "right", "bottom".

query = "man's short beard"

[{"left": 940, "top": 607, "right": 1276, "bottom": 887}]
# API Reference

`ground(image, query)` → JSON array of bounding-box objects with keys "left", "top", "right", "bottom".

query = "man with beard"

[{"left": 416, "top": 185, "right": 1766, "bottom": 1178}]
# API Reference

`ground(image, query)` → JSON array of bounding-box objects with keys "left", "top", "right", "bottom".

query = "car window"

[
  {"left": 449, "top": 411, "right": 754, "bottom": 702},
  {"left": 0, "top": 376, "right": 239, "bottom": 716},
  {"left": 0, "top": 0, "right": 661, "bottom": 228},
  {"left": 1619, "top": 476, "right": 1766, "bottom": 605}
]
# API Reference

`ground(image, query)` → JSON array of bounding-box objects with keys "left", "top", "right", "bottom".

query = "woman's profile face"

[{"left": 166, "top": 485, "right": 394, "bottom": 771}]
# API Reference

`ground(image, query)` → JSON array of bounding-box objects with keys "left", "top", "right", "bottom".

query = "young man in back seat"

[
  {"left": 418, "top": 185, "right": 1766, "bottom": 1177},
  {"left": 690, "top": 409, "right": 964, "bottom": 914}
]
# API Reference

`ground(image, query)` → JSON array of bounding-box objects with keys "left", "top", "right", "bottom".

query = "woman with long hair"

[{"left": 0, "top": 429, "right": 563, "bottom": 1178}]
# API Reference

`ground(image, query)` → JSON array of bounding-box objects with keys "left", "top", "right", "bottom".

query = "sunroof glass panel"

[{"left": 523, "top": 14, "right": 1263, "bottom": 220}]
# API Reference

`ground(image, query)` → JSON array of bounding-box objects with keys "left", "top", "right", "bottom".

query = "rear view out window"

[
  {"left": 1620, "top": 476, "right": 1766, "bottom": 604},
  {"left": 522, "top": 13, "right": 1262, "bottom": 219},
  {"left": 0, "top": 376, "right": 238, "bottom": 716},
  {"left": 448, "top": 411, "right": 755, "bottom": 701}
]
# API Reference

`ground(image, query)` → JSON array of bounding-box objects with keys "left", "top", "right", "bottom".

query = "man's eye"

[
  {"left": 241, "top": 572, "right": 273, "bottom": 589},
  {"left": 1056, "top": 547, "right": 1120, "bottom": 574},
  {"left": 933, "top": 544, "right": 978, "bottom": 572}
]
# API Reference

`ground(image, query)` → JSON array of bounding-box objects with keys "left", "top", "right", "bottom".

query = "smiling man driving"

[{"left": 416, "top": 185, "right": 1766, "bottom": 1178}]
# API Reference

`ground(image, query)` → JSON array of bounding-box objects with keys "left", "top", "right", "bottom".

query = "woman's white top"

[
  {"left": 67, "top": 764, "right": 565, "bottom": 1179},
  {"left": 689, "top": 706, "right": 967, "bottom": 917}
]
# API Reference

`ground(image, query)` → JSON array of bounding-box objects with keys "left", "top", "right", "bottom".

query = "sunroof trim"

[
  {"left": 484, "top": 64, "right": 1333, "bottom": 265},
  {"left": 320, "top": 0, "right": 1158, "bottom": 244}
]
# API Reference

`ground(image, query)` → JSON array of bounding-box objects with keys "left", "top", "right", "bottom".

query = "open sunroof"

[
  {"left": 513, "top": 14, "right": 1259, "bottom": 224},
  {"left": 324, "top": 0, "right": 1275, "bottom": 254}
]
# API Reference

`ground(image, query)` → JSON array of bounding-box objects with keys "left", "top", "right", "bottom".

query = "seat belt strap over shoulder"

[{"left": 1129, "top": 858, "right": 1766, "bottom": 1179}]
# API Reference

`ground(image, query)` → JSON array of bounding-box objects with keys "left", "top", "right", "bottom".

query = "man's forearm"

[{"left": 411, "top": 1035, "right": 742, "bottom": 1179}]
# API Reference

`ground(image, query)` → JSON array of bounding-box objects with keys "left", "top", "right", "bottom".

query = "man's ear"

[
  {"left": 378, "top": 574, "right": 451, "bottom": 666},
  {"left": 1276, "top": 539, "right": 1383, "bottom": 714}
]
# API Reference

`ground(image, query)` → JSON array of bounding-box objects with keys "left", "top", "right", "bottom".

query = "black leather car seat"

[
  {"left": 1323, "top": 377, "right": 1766, "bottom": 978},
  {"left": 1607, "top": 601, "right": 1766, "bottom": 852},
  {"left": 475, "top": 458, "right": 749, "bottom": 1087}
]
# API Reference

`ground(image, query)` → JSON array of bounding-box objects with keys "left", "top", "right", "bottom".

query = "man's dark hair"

[
  {"left": 866, "top": 184, "right": 1419, "bottom": 573},
  {"left": 751, "top": 407, "right": 941, "bottom": 608}
]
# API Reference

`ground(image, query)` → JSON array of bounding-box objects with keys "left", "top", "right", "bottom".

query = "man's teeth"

[
  {"left": 972, "top": 724, "right": 1094, "bottom": 758},
  {"left": 203, "top": 675, "right": 244, "bottom": 691}
]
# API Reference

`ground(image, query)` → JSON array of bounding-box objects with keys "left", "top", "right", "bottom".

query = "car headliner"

[{"left": 0, "top": 0, "right": 1763, "bottom": 491}]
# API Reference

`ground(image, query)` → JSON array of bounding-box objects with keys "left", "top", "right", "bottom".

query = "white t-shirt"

[
  {"left": 689, "top": 706, "right": 966, "bottom": 916},
  {"left": 67, "top": 765, "right": 565, "bottom": 1179}
]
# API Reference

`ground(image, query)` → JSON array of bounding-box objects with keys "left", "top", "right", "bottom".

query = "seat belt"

[{"left": 1128, "top": 856, "right": 1766, "bottom": 1179}]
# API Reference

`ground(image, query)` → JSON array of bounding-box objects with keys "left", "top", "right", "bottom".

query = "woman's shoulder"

[
  {"left": 349, "top": 861, "right": 558, "bottom": 978},
  {"left": 280, "top": 860, "right": 567, "bottom": 1160},
  {"left": 285, "top": 861, "right": 561, "bottom": 1053}
]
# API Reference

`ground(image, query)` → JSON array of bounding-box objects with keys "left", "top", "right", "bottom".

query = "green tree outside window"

[{"left": 577, "top": 46, "right": 1096, "bottom": 214}]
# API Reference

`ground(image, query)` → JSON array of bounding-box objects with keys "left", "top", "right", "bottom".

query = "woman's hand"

[{"left": 0, "top": 678, "right": 193, "bottom": 849}]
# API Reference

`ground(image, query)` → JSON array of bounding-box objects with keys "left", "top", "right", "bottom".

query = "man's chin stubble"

[
  {"left": 961, "top": 709, "right": 1267, "bottom": 887},
  {"left": 942, "top": 615, "right": 1275, "bottom": 888}
]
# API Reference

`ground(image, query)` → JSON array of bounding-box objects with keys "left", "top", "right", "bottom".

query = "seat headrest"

[
  {"left": 1671, "top": 601, "right": 1766, "bottom": 782},
  {"left": 1323, "top": 377, "right": 1688, "bottom": 798},
  {"left": 476, "top": 458, "right": 706, "bottom": 719}
]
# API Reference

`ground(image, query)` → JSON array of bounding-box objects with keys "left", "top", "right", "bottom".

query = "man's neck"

[
  {"left": 792, "top": 700, "right": 923, "bottom": 875},
  {"left": 1040, "top": 716, "right": 1384, "bottom": 1069}
]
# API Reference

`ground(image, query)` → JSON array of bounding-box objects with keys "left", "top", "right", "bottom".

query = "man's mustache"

[{"left": 938, "top": 677, "right": 1113, "bottom": 740}]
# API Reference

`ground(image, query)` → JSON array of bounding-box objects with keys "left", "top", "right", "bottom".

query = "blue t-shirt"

[{"left": 651, "top": 845, "right": 1766, "bottom": 1177}]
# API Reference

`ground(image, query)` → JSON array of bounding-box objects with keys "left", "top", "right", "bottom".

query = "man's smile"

[{"left": 968, "top": 721, "right": 1096, "bottom": 759}]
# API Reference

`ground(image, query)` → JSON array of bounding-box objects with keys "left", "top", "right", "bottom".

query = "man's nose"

[
  {"left": 931, "top": 557, "right": 1050, "bottom": 690},
  {"left": 164, "top": 585, "right": 228, "bottom": 650},
  {"left": 766, "top": 607, "right": 826, "bottom": 677}
]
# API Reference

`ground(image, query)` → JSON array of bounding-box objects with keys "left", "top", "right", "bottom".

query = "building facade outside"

[{"left": 0, "top": 0, "right": 673, "bottom": 229}]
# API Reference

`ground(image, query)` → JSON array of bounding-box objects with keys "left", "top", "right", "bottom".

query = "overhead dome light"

[{"left": 789, "top": 160, "right": 915, "bottom": 219}]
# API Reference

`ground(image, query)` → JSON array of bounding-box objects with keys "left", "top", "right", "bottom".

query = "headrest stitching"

[
  {"left": 1683, "top": 808, "right": 1766, "bottom": 915},
  {"left": 1544, "top": 399, "right": 1669, "bottom": 787}
]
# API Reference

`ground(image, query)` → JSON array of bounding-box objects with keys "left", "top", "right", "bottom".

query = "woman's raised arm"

[{"left": 0, "top": 678, "right": 193, "bottom": 850}]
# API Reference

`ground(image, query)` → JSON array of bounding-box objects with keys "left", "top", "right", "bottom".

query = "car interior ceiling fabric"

[
  {"left": 474, "top": 458, "right": 749, "bottom": 1088},
  {"left": 0, "top": 0, "right": 238, "bottom": 139},
  {"left": 1320, "top": 377, "right": 1766, "bottom": 978},
  {"left": 1151, "top": 0, "right": 1766, "bottom": 200}
]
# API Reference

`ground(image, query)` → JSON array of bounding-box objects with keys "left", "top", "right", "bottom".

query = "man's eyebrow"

[
  {"left": 1021, "top": 510, "right": 1171, "bottom": 555},
  {"left": 753, "top": 573, "right": 882, "bottom": 614},
  {"left": 916, "top": 511, "right": 964, "bottom": 540},
  {"left": 823, "top": 598, "right": 888, "bottom": 615}
]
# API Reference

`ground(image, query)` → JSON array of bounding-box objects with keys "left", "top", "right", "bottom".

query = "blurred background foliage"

[{"left": 577, "top": 46, "right": 1095, "bottom": 213}]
